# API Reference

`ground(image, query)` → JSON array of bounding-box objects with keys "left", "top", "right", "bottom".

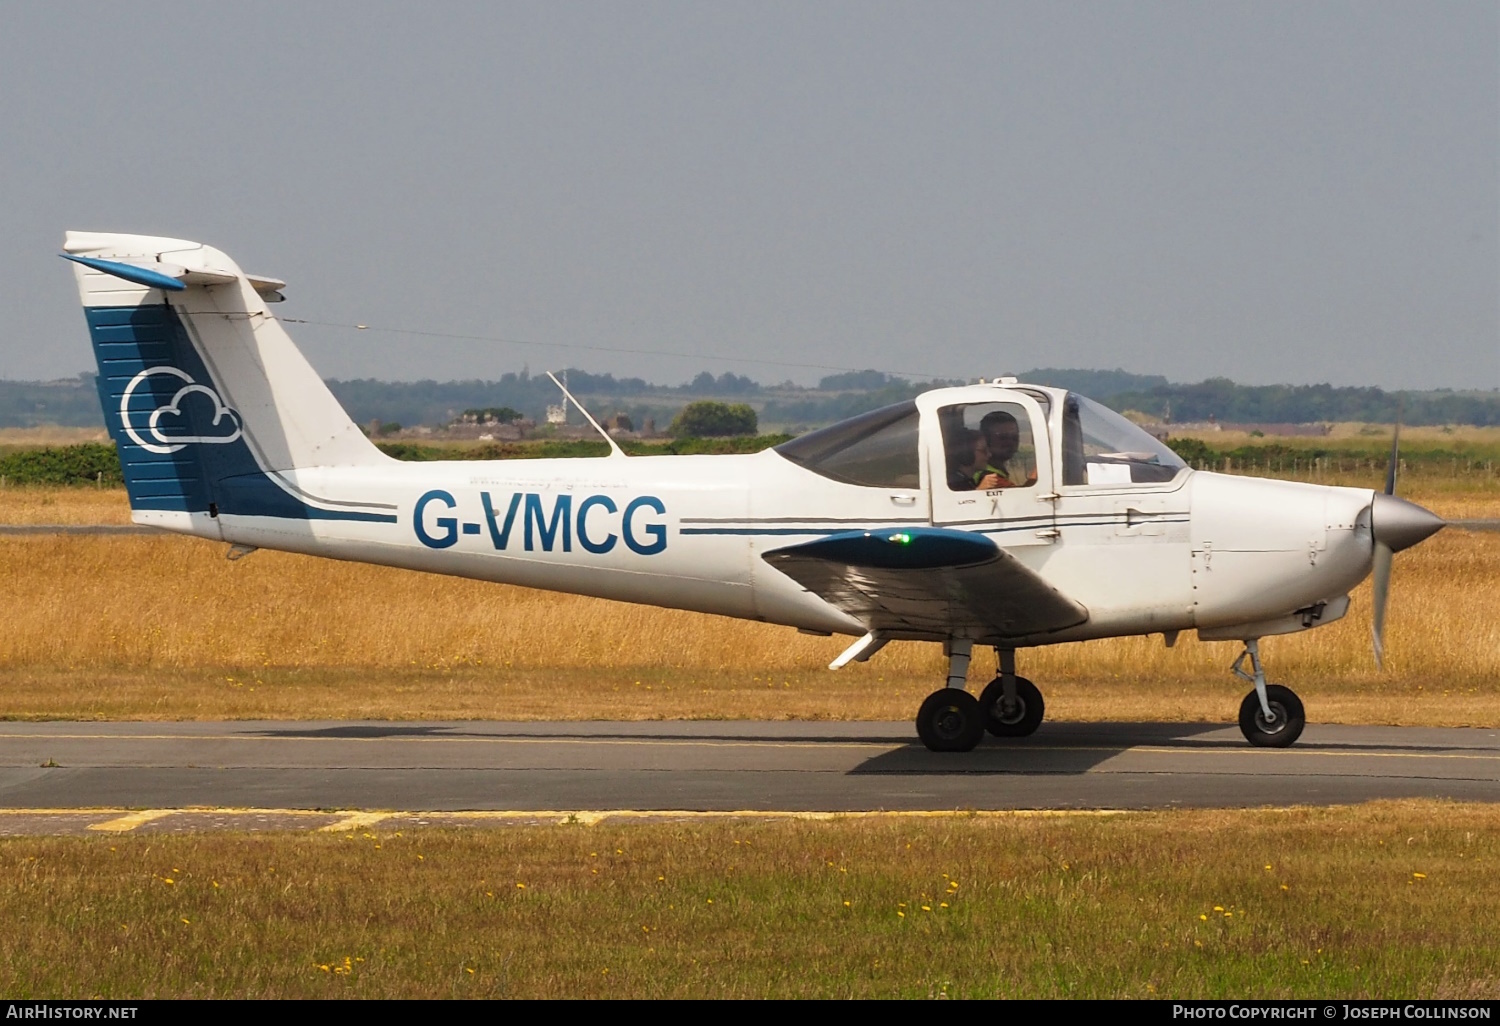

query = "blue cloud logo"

[{"left": 119, "top": 366, "right": 243, "bottom": 454}]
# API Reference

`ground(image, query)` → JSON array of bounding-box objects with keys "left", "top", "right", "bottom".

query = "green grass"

[{"left": 3, "top": 802, "right": 1497, "bottom": 998}]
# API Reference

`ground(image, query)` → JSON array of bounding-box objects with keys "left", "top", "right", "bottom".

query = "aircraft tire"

[
  {"left": 1238, "top": 685, "right": 1305, "bottom": 748},
  {"left": 979, "top": 676, "right": 1045, "bottom": 737},
  {"left": 916, "top": 688, "right": 984, "bottom": 753}
]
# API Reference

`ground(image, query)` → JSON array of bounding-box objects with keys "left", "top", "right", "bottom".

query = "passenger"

[
  {"left": 946, "top": 428, "right": 985, "bottom": 490},
  {"left": 975, "top": 410, "right": 1037, "bottom": 489}
]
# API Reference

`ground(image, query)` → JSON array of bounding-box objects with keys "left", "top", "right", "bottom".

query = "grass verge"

[{"left": 1, "top": 801, "right": 1496, "bottom": 998}]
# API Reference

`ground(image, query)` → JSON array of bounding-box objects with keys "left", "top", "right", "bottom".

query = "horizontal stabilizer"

[
  {"left": 763, "top": 528, "right": 1088, "bottom": 641},
  {"left": 62, "top": 254, "right": 188, "bottom": 291},
  {"left": 61, "top": 253, "right": 286, "bottom": 298}
]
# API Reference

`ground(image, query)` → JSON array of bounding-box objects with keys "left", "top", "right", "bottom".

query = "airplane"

[{"left": 60, "top": 231, "right": 1447, "bottom": 752}]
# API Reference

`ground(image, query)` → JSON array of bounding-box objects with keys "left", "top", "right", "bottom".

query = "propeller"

[
  {"left": 1371, "top": 424, "right": 1398, "bottom": 669},
  {"left": 1369, "top": 422, "right": 1445, "bottom": 669}
]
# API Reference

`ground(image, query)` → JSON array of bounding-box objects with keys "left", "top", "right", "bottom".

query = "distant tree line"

[
  {"left": 3, "top": 367, "right": 1498, "bottom": 430},
  {"left": 0, "top": 376, "right": 102, "bottom": 429},
  {"left": 324, "top": 370, "right": 771, "bottom": 432}
]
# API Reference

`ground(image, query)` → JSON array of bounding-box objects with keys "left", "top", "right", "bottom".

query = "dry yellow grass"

[
  {"left": 0, "top": 485, "right": 133, "bottom": 525},
  {"left": 0, "top": 426, "right": 109, "bottom": 450},
  {"left": 1328, "top": 422, "right": 1500, "bottom": 445},
  {"left": 0, "top": 517, "right": 1496, "bottom": 723},
  {"left": 1420, "top": 491, "right": 1500, "bottom": 521},
  {"left": 1170, "top": 422, "right": 1500, "bottom": 447}
]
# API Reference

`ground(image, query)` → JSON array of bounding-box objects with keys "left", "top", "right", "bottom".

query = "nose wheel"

[
  {"left": 1232, "top": 640, "right": 1306, "bottom": 747},
  {"left": 1238, "top": 685, "right": 1305, "bottom": 747}
]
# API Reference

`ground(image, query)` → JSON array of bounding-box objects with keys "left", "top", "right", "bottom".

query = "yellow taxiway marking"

[
  {"left": 319, "top": 811, "right": 394, "bottom": 832},
  {"left": 87, "top": 810, "right": 174, "bottom": 832}
]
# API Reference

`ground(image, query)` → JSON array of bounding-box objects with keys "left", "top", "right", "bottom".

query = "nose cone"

[{"left": 1371, "top": 493, "right": 1445, "bottom": 553}]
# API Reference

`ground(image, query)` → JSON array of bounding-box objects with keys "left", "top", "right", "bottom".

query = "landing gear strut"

[
  {"left": 1232, "top": 639, "right": 1305, "bottom": 748},
  {"left": 916, "top": 641, "right": 985, "bottom": 752},
  {"left": 916, "top": 644, "right": 1045, "bottom": 752},
  {"left": 978, "top": 648, "right": 1044, "bottom": 737}
]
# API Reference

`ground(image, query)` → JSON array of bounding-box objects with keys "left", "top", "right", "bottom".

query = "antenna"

[{"left": 546, "top": 371, "right": 626, "bottom": 458}]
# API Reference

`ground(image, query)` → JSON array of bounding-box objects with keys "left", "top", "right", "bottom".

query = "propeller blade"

[
  {"left": 1373, "top": 417, "right": 1399, "bottom": 669},
  {"left": 1384, "top": 421, "right": 1401, "bottom": 496},
  {"left": 1372, "top": 540, "right": 1393, "bottom": 671}
]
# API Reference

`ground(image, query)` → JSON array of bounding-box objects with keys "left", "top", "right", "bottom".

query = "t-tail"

[{"left": 63, "top": 232, "right": 395, "bottom": 538}]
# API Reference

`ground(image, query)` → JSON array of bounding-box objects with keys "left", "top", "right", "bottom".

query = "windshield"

[{"left": 1061, "top": 393, "right": 1185, "bottom": 485}]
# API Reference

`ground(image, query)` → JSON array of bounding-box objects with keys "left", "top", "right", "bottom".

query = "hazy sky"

[{"left": 2, "top": 2, "right": 1494, "bottom": 389}]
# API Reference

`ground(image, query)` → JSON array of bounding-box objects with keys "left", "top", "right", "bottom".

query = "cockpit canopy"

[{"left": 775, "top": 390, "right": 1185, "bottom": 489}]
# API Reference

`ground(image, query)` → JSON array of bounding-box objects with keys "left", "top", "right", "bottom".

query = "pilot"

[{"left": 975, "top": 410, "right": 1037, "bottom": 489}]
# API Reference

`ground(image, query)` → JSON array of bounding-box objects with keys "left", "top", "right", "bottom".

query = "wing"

[{"left": 762, "top": 527, "right": 1088, "bottom": 641}]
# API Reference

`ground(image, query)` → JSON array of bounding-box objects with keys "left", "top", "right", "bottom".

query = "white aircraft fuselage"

[{"left": 146, "top": 422, "right": 1377, "bottom": 649}]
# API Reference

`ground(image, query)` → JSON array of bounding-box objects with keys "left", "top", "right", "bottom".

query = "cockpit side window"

[
  {"left": 938, "top": 402, "right": 1039, "bottom": 492},
  {"left": 774, "top": 401, "right": 921, "bottom": 488},
  {"left": 1061, "top": 393, "right": 1186, "bottom": 485}
]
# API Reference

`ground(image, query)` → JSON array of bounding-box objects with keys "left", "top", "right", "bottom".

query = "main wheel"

[
  {"left": 1238, "top": 685, "right": 1305, "bottom": 748},
  {"left": 916, "top": 688, "right": 984, "bottom": 752},
  {"left": 978, "top": 676, "right": 1045, "bottom": 737}
]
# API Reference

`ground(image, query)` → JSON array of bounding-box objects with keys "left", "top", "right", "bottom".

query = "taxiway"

[{"left": 0, "top": 720, "right": 1494, "bottom": 829}]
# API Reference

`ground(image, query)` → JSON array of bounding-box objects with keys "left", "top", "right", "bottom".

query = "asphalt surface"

[{"left": 0, "top": 721, "right": 1495, "bottom": 831}]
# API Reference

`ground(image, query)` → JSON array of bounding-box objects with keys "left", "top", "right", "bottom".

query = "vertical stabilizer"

[{"left": 65, "top": 232, "right": 393, "bottom": 534}]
